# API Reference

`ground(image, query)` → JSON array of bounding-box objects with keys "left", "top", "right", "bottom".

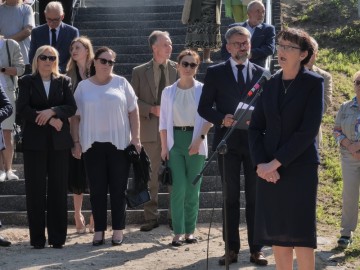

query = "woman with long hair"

[{"left": 66, "top": 36, "right": 95, "bottom": 234}]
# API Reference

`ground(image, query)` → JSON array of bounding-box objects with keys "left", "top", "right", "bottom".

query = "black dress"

[
  {"left": 68, "top": 67, "right": 90, "bottom": 195},
  {"left": 248, "top": 68, "right": 324, "bottom": 248}
]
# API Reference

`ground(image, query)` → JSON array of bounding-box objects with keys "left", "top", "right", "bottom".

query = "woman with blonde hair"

[
  {"left": 66, "top": 36, "right": 95, "bottom": 234},
  {"left": 17, "top": 45, "right": 77, "bottom": 249}
]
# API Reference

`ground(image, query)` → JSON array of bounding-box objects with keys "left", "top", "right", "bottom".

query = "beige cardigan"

[{"left": 182, "top": 0, "right": 222, "bottom": 25}]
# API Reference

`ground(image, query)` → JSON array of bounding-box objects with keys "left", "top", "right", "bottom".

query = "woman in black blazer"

[
  {"left": 17, "top": 45, "right": 77, "bottom": 249},
  {"left": 248, "top": 28, "right": 324, "bottom": 269}
]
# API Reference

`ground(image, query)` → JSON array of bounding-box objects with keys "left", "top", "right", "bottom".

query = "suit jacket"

[
  {"left": 0, "top": 39, "right": 25, "bottom": 90},
  {"left": 198, "top": 59, "right": 266, "bottom": 150},
  {"left": 29, "top": 23, "right": 79, "bottom": 73},
  {"left": 17, "top": 73, "right": 77, "bottom": 151},
  {"left": 0, "top": 85, "right": 13, "bottom": 150},
  {"left": 311, "top": 65, "right": 332, "bottom": 113},
  {"left": 248, "top": 67, "right": 324, "bottom": 168},
  {"left": 221, "top": 22, "right": 275, "bottom": 67},
  {"left": 131, "top": 59, "right": 177, "bottom": 143}
]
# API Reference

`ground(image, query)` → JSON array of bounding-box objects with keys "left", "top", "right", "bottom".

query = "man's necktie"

[
  {"left": 236, "top": 64, "right": 245, "bottom": 91},
  {"left": 51, "top": 28, "right": 57, "bottom": 47},
  {"left": 158, "top": 64, "right": 165, "bottom": 105}
]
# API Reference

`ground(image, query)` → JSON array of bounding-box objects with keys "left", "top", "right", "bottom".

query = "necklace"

[{"left": 282, "top": 78, "right": 295, "bottom": 94}]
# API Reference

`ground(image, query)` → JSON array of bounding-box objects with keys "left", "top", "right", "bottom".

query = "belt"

[{"left": 174, "top": 126, "right": 194, "bottom": 131}]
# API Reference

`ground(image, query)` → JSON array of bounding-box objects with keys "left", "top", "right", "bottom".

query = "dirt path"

[{"left": 0, "top": 223, "right": 357, "bottom": 269}]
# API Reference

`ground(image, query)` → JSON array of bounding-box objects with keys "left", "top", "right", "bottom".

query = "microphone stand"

[{"left": 193, "top": 86, "right": 264, "bottom": 270}]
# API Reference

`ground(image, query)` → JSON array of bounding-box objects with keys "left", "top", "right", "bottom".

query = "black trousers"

[
  {"left": 83, "top": 142, "right": 130, "bottom": 232},
  {"left": 24, "top": 148, "right": 69, "bottom": 247},
  {"left": 217, "top": 129, "right": 262, "bottom": 254}
]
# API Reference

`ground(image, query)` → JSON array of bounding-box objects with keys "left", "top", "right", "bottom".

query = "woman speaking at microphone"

[{"left": 248, "top": 28, "right": 324, "bottom": 269}]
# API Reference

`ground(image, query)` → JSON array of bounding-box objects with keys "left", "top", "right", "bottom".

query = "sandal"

[
  {"left": 337, "top": 236, "right": 352, "bottom": 248},
  {"left": 74, "top": 214, "right": 86, "bottom": 234}
]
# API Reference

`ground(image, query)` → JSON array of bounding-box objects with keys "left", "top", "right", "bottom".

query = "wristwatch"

[
  {"left": 0, "top": 67, "right": 5, "bottom": 73},
  {"left": 200, "top": 134, "right": 205, "bottom": 140}
]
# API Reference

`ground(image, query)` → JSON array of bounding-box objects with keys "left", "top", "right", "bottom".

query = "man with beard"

[
  {"left": 198, "top": 26, "right": 268, "bottom": 266},
  {"left": 221, "top": 0, "right": 275, "bottom": 67}
]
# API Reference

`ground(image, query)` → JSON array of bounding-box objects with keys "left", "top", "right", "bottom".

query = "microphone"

[{"left": 247, "top": 70, "right": 272, "bottom": 97}]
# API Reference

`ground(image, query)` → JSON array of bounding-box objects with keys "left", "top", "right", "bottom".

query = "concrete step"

[
  {"left": 0, "top": 190, "right": 246, "bottom": 212},
  {"left": 76, "top": 12, "right": 183, "bottom": 22},
  {"left": 78, "top": 6, "right": 184, "bottom": 15},
  {"left": 82, "top": 0, "right": 185, "bottom": 8},
  {"left": 0, "top": 207, "right": 248, "bottom": 226},
  {"left": 74, "top": 20, "right": 190, "bottom": 30},
  {"left": 0, "top": 173, "right": 245, "bottom": 196},
  {"left": 80, "top": 28, "right": 186, "bottom": 38}
]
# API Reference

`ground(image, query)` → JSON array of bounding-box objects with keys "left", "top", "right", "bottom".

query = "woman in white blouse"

[
  {"left": 159, "top": 50, "right": 212, "bottom": 246},
  {"left": 71, "top": 47, "right": 141, "bottom": 246}
]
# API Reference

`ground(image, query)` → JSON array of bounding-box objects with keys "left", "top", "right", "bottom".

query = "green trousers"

[{"left": 168, "top": 129, "right": 205, "bottom": 235}]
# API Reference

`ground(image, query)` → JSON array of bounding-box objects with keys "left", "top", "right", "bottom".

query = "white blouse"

[
  {"left": 74, "top": 75, "right": 138, "bottom": 153},
  {"left": 173, "top": 86, "right": 196, "bottom": 126}
]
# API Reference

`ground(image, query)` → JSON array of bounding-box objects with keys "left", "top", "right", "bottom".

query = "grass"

[{"left": 287, "top": 0, "right": 360, "bottom": 263}]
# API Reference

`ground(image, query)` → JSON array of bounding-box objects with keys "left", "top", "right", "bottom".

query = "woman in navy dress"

[{"left": 248, "top": 28, "right": 324, "bottom": 269}]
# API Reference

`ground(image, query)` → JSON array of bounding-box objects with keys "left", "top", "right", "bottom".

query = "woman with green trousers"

[{"left": 159, "top": 50, "right": 212, "bottom": 246}]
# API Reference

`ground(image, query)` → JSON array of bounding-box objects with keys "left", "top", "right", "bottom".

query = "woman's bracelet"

[{"left": 73, "top": 141, "right": 80, "bottom": 144}]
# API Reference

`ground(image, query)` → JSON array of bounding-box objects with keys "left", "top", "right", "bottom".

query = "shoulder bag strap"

[{"left": 5, "top": 40, "right": 15, "bottom": 85}]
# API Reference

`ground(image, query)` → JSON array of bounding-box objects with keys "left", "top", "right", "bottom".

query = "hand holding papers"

[{"left": 233, "top": 102, "right": 254, "bottom": 130}]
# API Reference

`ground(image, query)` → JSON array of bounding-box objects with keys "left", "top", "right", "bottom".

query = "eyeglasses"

[
  {"left": 276, "top": 44, "right": 301, "bottom": 52},
  {"left": 181, "top": 61, "right": 198, "bottom": 69},
  {"left": 229, "top": 41, "right": 249, "bottom": 48},
  {"left": 46, "top": 17, "right": 61, "bottom": 23},
  {"left": 354, "top": 80, "right": 360, "bottom": 86},
  {"left": 38, "top": 55, "right": 56, "bottom": 62},
  {"left": 96, "top": 58, "right": 115, "bottom": 66}
]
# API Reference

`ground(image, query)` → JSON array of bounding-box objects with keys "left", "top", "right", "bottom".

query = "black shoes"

[
  {"left": 92, "top": 231, "right": 105, "bottom": 246},
  {"left": 171, "top": 239, "right": 184, "bottom": 247},
  {"left": 33, "top": 245, "right": 45, "bottom": 249},
  {"left": 111, "top": 238, "right": 123, "bottom": 246},
  {"left": 52, "top": 244, "right": 63, "bottom": 249},
  {"left": 0, "top": 236, "right": 11, "bottom": 247},
  {"left": 250, "top": 252, "right": 268, "bottom": 266},
  {"left": 185, "top": 237, "right": 198, "bottom": 244},
  {"left": 218, "top": 250, "right": 238, "bottom": 266}
]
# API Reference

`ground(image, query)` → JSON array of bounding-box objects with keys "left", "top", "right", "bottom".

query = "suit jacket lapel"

[
  {"left": 145, "top": 60, "right": 157, "bottom": 100},
  {"left": 48, "top": 74, "right": 61, "bottom": 102},
  {"left": 279, "top": 68, "right": 304, "bottom": 111},
  {"left": 168, "top": 61, "right": 177, "bottom": 83},
  {"left": 56, "top": 23, "right": 65, "bottom": 49},
  {"left": 33, "top": 73, "right": 48, "bottom": 102}
]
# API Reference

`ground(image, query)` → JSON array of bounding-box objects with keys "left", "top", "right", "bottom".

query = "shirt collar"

[
  {"left": 229, "top": 57, "right": 249, "bottom": 70},
  {"left": 49, "top": 23, "right": 61, "bottom": 33},
  {"left": 153, "top": 59, "right": 168, "bottom": 70},
  {"left": 351, "top": 97, "right": 359, "bottom": 108}
]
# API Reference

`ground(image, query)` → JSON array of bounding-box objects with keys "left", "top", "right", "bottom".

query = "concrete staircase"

[{"left": 0, "top": 0, "right": 283, "bottom": 226}]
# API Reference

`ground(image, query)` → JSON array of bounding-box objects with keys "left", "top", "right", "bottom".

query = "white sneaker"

[
  {"left": 6, "top": 170, "right": 19, "bottom": 180},
  {"left": 0, "top": 170, "right": 6, "bottom": 182}
]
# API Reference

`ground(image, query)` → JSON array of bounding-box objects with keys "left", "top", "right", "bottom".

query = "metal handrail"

[{"left": 264, "top": 0, "right": 272, "bottom": 70}]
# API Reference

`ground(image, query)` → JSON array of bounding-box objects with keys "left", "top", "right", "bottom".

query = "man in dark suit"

[
  {"left": 29, "top": 1, "right": 79, "bottom": 73},
  {"left": 131, "top": 31, "right": 177, "bottom": 232},
  {"left": 39, "top": 0, "right": 73, "bottom": 25},
  {"left": 198, "top": 26, "right": 268, "bottom": 266},
  {"left": 221, "top": 0, "right": 275, "bottom": 67}
]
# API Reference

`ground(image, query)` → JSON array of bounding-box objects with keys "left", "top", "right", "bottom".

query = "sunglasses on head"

[
  {"left": 38, "top": 55, "right": 56, "bottom": 62},
  {"left": 354, "top": 80, "right": 360, "bottom": 86},
  {"left": 96, "top": 57, "right": 115, "bottom": 66},
  {"left": 181, "top": 61, "right": 198, "bottom": 69}
]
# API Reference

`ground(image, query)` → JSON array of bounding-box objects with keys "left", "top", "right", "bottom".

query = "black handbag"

[
  {"left": 13, "top": 123, "right": 23, "bottom": 152},
  {"left": 125, "top": 189, "right": 151, "bottom": 208},
  {"left": 158, "top": 160, "right": 172, "bottom": 185},
  {"left": 125, "top": 144, "right": 152, "bottom": 208}
]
